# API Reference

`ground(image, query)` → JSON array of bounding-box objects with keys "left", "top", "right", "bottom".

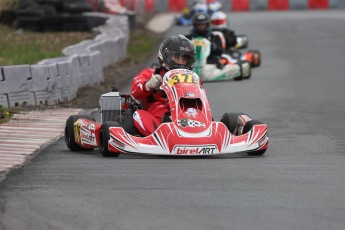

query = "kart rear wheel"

[
  {"left": 65, "top": 115, "right": 95, "bottom": 151},
  {"left": 99, "top": 121, "right": 121, "bottom": 157},
  {"left": 220, "top": 113, "right": 248, "bottom": 134},
  {"left": 242, "top": 120, "right": 267, "bottom": 156}
]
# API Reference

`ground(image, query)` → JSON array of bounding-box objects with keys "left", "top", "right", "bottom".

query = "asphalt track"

[{"left": 1, "top": 11, "right": 345, "bottom": 230}]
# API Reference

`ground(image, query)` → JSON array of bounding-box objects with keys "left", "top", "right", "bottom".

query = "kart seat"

[{"left": 122, "top": 109, "right": 140, "bottom": 136}]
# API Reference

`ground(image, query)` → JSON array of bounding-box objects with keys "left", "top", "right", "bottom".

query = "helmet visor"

[
  {"left": 211, "top": 19, "right": 227, "bottom": 26},
  {"left": 166, "top": 51, "right": 195, "bottom": 70}
]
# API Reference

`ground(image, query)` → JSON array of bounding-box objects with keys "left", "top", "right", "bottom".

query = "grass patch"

[
  {"left": 127, "top": 29, "right": 162, "bottom": 64},
  {"left": 0, "top": 24, "right": 93, "bottom": 66},
  {"left": 0, "top": 24, "right": 160, "bottom": 66},
  {"left": 0, "top": 107, "right": 17, "bottom": 124}
]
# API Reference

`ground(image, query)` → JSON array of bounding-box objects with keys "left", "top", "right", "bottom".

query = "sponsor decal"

[
  {"left": 80, "top": 129, "right": 96, "bottom": 145},
  {"left": 185, "top": 92, "right": 195, "bottom": 97},
  {"left": 177, "top": 118, "right": 205, "bottom": 128},
  {"left": 86, "top": 123, "right": 95, "bottom": 131},
  {"left": 180, "top": 46, "right": 190, "bottom": 51},
  {"left": 193, "top": 39, "right": 206, "bottom": 47},
  {"left": 73, "top": 121, "right": 82, "bottom": 143},
  {"left": 173, "top": 145, "right": 219, "bottom": 155},
  {"left": 185, "top": 108, "right": 197, "bottom": 117}
]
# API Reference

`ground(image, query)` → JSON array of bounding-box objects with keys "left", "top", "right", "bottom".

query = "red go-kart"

[{"left": 64, "top": 68, "right": 268, "bottom": 157}]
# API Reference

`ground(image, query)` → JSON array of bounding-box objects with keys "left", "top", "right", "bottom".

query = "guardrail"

[
  {"left": 119, "top": 0, "right": 345, "bottom": 12},
  {"left": 0, "top": 12, "right": 128, "bottom": 108}
]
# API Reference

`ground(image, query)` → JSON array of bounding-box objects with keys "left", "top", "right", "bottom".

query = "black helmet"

[
  {"left": 192, "top": 12, "right": 210, "bottom": 26},
  {"left": 158, "top": 35, "right": 195, "bottom": 70},
  {"left": 192, "top": 12, "right": 211, "bottom": 36}
]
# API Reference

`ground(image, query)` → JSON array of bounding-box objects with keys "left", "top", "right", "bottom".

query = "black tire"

[
  {"left": 242, "top": 120, "right": 267, "bottom": 156},
  {"left": 86, "top": 15, "right": 107, "bottom": 29},
  {"left": 0, "top": 10, "right": 17, "bottom": 26},
  {"left": 64, "top": 3, "right": 93, "bottom": 14},
  {"left": 220, "top": 113, "right": 248, "bottom": 134},
  {"left": 17, "top": 0, "right": 39, "bottom": 10},
  {"left": 65, "top": 115, "right": 96, "bottom": 151},
  {"left": 46, "top": 0, "right": 64, "bottom": 13},
  {"left": 16, "top": 9, "right": 45, "bottom": 18},
  {"left": 62, "top": 14, "right": 89, "bottom": 31},
  {"left": 42, "top": 15, "right": 63, "bottom": 31},
  {"left": 15, "top": 16, "right": 44, "bottom": 32},
  {"left": 99, "top": 121, "right": 121, "bottom": 157}
]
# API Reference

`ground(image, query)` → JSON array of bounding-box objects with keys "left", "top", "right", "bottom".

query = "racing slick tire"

[
  {"left": 99, "top": 121, "right": 121, "bottom": 157},
  {"left": 65, "top": 115, "right": 96, "bottom": 151},
  {"left": 242, "top": 120, "right": 267, "bottom": 156},
  {"left": 220, "top": 113, "right": 248, "bottom": 134}
]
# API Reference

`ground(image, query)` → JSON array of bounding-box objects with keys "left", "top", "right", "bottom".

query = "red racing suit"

[{"left": 131, "top": 68, "right": 169, "bottom": 136}]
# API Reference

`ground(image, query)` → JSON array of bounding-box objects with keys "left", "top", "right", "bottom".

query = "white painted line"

[
  {"left": 0, "top": 139, "right": 49, "bottom": 144},
  {"left": 0, "top": 155, "right": 26, "bottom": 160},
  {"left": 0, "top": 144, "right": 39, "bottom": 149},
  {"left": 0, "top": 151, "right": 32, "bottom": 155},
  {"left": 0, "top": 160, "right": 25, "bottom": 165},
  {"left": 0, "top": 127, "right": 63, "bottom": 131}
]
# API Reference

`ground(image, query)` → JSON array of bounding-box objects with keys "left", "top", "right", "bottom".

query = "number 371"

[{"left": 168, "top": 74, "right": 196, "bottom": 87}]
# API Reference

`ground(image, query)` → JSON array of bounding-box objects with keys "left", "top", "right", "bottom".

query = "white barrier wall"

[{"left": 0, "top": 12, "right": 128, "bottom": 108}]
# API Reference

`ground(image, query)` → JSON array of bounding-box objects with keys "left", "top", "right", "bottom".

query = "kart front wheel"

[
  {"left": 242, "top": 120, "right": 267, "bottom": 156},
  {"left": 99, "top": 121, "right": 121, "bottom": 157},
  {"left": 65, "top": 115, "right": 95, "bottom": 151},
  {"left": 220, "top": 113, "right": 248, "bottom": 135}
]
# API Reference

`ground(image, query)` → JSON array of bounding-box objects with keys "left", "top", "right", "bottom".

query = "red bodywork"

[{"left": 72, "top": 69, "right": 268, "bottom": 156}]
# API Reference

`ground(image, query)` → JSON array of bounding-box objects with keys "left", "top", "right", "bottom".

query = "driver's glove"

[{"left": 145, "top": 74, "right": 162, "bottom": 91}]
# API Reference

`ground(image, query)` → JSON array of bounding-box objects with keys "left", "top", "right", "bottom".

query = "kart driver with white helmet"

[
  {"left": 210, "top": 11, "right": 238, "bottom": 50},
  {"left": 130, "top": 35, "right": 196, "bottom": 136}
]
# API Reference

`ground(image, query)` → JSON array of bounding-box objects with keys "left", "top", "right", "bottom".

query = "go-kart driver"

[
  {"left": 185, "top": 12, "right": 225, "bottom": 69},
  {"left": 130, "top": 35, "right": 196, "bottom": 136},
  {"left": 210, "top": 11, "right": 237, "bottom": 50}
]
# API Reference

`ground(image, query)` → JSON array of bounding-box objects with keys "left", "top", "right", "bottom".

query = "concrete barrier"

[
  {"left": 30, "top": 64, "right": 53, "bottom": 106},
  {"left": 1, "top": 65, "right": 35, "bottom": 107},
  {"left": 0, "top": 13, "right": 129, "bottom": 108},
  {"left": 0, "top": 69, "right": 8, "bottom": 107}
]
